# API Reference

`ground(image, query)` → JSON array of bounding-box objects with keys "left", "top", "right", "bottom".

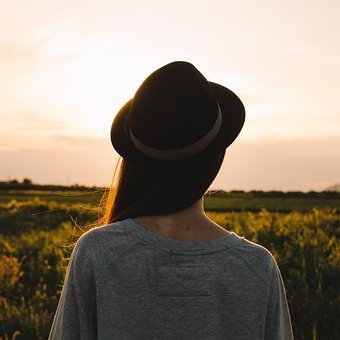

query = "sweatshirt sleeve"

[
  {"left": 264, "top": 259, "right": 294, "bottom": 340},
  {"left": 48, "top": 233, "right": 97, "bottom": 340}
]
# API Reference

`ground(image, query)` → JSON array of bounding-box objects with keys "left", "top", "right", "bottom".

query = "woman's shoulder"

[
  {"left": 229, "top": 234, "right": 278, "bottom": 282},
  {"left": 73, "top": 220, "right": 140, "bottom": 261},
  {"left": 79, "top": 220, "right": 131, "bottom": 241}
]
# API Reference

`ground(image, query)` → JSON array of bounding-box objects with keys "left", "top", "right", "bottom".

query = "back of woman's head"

[
  {"left": 104, "top": 149, "right": 226, "bottom": 223},
  {"left": 104, "top": 61, "right": 245, "bottom": 224}
]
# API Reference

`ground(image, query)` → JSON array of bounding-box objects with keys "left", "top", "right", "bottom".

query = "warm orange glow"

[{"left": 1, "top": 0, "right": 339, "bottom": 190}]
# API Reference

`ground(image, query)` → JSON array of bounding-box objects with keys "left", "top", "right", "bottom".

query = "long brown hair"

[{"left": 101, "top": 149, "right": 226, "bottom": 224}]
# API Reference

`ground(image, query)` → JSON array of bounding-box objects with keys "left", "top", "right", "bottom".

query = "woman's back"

[{"left": 49, "top": 218, "right": 293, "bottom": 339}]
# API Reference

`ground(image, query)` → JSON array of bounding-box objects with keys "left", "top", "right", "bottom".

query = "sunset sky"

[{"left": 1, "top": 0, "right": 339, "bottom": 191}]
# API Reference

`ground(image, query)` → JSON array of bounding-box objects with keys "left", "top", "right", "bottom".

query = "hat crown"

[{"left": 125, "top": 61, "right": 219, "bottom": 150}]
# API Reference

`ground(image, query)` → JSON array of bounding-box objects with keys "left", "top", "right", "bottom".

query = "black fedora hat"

[{"left": 110, "top": 61, "right": 245, "bottom": 169}]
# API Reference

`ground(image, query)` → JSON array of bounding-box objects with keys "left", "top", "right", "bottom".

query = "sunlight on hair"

[{"left": 100, "top": 156, "right": 124, "bottom": 225}]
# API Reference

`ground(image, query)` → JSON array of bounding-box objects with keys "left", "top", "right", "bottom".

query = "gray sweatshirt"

[{"left": 48, "top": 218, "right": 294, "bottom": 340}]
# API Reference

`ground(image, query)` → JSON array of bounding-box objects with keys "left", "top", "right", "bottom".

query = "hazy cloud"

[
  {"left": 1, "top": 136, "right": 339, "bottom": 191},
  {"left": 213, "top": 136, "right": 340, "bottom": 191}
]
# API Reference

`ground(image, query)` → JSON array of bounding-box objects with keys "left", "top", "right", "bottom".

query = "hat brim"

[{"left": 110, "top": 81, "right": 245, "bottom": 168}]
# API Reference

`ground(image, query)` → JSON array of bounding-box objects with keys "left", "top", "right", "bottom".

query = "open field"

[
  {"left": 204, "top": 195, "right": 340, "bottom": 212},
  {"left": 0, "top": 189, "right": 339, "bottom": 339},
  {"left": 0, "top": 190, "right": 104, "bottom": 206},
  {"left": 1, "top": 189, "right": 339, "bottom": 212}
]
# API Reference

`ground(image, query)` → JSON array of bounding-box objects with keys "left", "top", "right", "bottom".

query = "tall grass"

[{"left": 0, "top": 199, "right": 339, "bottom": 339}]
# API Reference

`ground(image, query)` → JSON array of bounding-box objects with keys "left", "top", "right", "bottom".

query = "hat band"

[{"left": 127, "top": 103, "right": 223, "bottom": 160}]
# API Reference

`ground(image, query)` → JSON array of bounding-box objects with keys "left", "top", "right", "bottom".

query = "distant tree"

[
  {"left": 249, "top": 190, "right": 264, "bottom": 197},
  {"left": 22, "top": 178, "right": 33, "bottom": 185},
  {"left": 230, "top": 190, "right": 245, "bottom": 194}
]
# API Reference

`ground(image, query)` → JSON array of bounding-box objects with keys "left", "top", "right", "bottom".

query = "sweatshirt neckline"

[{"left": 120, "top": 217, "right": 243, "bottom": 255}]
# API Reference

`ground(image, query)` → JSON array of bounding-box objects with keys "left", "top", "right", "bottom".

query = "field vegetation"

[{"left": 0, "top": 185, "right": 339, "bottom": 339}]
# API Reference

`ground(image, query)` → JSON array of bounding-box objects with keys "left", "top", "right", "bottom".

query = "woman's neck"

[{"left": 133, "top": 198, "right": 230, "bottom": 241}]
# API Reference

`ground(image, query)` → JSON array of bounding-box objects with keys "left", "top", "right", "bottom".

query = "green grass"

[
  {"left": 1, "top": 199, "right": 339, "bottom": 339},
  {"left": 204, "top": 196, "right": 340, "bottom": 212},
  {"left": 0, "top": 190, "right": 104, "bottom": 206},
  {"left": 0, "top": 189, "right": 339, "bottom": 213}
]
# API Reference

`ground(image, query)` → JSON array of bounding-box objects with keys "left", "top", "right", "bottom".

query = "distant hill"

[{"left": 324, "top": 184, "right": 340, "bottom": 192}]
